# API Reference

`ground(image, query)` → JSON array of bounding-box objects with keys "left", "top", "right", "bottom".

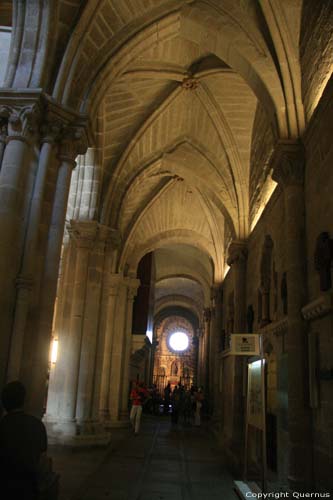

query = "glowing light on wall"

[
  {"left": 169, "top": 331, "right": 189, "bottom": 352},
  {"left": 250, "top": 176, "right": 277, "bottom": 232},
  {"left": 51, "top": 339, "right": 58, "bottom": 364},
  {"left": 146, "top": 330, "right": 153, "bottom": 343}
]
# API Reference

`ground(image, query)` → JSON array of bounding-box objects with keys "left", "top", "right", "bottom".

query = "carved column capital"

[
  {"left": 98, "top": 225, "right": 121, "bottom": 250},
  {"left": 68, "top": 220, "right": 98, "bottom": 248},
  {"left": 126, "top": 278, "right": 141, "bottom": 301},
  {"left": 0, "top": 121, "right": 7, "bottom": 144},
  {"left": 271, "top": 140, "right": 305, "bottom": 188},
  {"left": 0, "top": 103, "right": 41, "bottom": 143},
  {"left": 40, "top": 119, "right": 63, "bottom": 144},
  {"left": 108, "top": 273, "right": 122, "bottom": 296},
  {"left": 227, "top": 240, "right": 248, "bottom": 266},
  {"left": 58, "top": 126, "right": 88, "bottom": 166}
]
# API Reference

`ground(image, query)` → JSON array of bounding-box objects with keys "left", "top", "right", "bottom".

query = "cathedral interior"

[{"left": 0, "top": 0, "right": 332, "bottom": 498}]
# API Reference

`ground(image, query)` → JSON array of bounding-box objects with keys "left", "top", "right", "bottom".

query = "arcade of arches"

[{"left": 0, "top": 0, "right": 332, "bottom": 495}]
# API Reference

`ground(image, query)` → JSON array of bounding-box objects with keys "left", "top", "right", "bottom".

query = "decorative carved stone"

[
  {"left": 0, "top": 103, "right": 41, "bottom": 142},
  {"left": 58, "top": 126, "right": 88, "bottom": 164},
  {"left": 40, "top": 119, "right": 63, "bottom": 144},
  {"left": 259, "top": 317, "right": 288, "bottom": 337},
  {"left": 227, "top": 240, "right": 248, "bottom": 266},
  {"left": 301, "top": 293, "right": 333, "bottom": 321},
  {"left": 0, "top": 121, "right": 7, "bottom": 143},
  {"left": 271, "top": 140, "right": 305, "bottom": 188},
  {"left": 314, "top": 232, "right": 333, "bottom": 291},
  {"left": 181, "top": 76, "right": 198, "bottom": 90}
]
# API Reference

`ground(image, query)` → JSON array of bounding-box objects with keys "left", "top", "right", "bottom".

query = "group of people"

[
  {"left": 164, "top": 383, "right": 205, "bottom": 426},
  {"left": 129, "top": 380, "right": 205, "bottom": 436}
]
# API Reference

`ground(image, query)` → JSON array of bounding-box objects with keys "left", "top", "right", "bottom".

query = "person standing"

[
  {"left": 129, "top": 381, "right": 149, "bottom": 435},
  {"left": 163, "top": 382, "right": 171, "bottom": 415},
  {"left": 194, "top": 387, "right": 204, "bottom": 426}
]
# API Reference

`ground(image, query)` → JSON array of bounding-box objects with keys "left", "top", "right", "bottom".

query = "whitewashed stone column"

[
  {"left": 28, "top": 127, "right": 88, "bottom": 415},
  {"left": 0, "top": 103, "right": 39, "bottom": 384},
  {"left": 7, "top": 121, "right": 61, "bottom": 380},
  {"left": 99, "top": 273, "right": 122, "bottom": 422},
  {"left": 119, "top": 278, "right": 140, "bottom": 420},
  {"left": 272, "top": 141, "right": 313, "bottom": 490}
]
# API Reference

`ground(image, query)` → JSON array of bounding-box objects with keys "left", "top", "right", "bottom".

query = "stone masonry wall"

[{"left": 303, "top": 74, "right": 333, "bottom": 492}]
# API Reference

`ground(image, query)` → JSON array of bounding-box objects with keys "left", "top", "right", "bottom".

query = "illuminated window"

[{"left": 169, "top": 331, "right": 189, "bottom": 352}]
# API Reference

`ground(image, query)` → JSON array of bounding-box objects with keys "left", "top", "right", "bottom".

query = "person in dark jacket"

[{"left": 0, "top": 381, "right": 48, "bottom": 499}]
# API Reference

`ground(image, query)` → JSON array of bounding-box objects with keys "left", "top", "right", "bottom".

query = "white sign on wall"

[{"left": 230, "top": 334, "right": 260, "bottom": 356}]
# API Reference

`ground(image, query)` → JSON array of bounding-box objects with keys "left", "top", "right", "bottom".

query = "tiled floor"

[{"left": 50, "top": 416, "right": 238, "bottom": 500}]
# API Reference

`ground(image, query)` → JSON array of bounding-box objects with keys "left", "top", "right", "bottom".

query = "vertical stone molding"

[
  {"left": 227, "top": 240, "right": 248, "bottom": 459},
  {"left": 107, "top": 276, "right": 140, "bottom": 425},
  {"left": 99, "top": 273, "right": 122, "bottom": 422},
  {"left": 272, "top": 140, "right": 313, "bottom": 490},
  {"left": 119, "top": 278, "right": 141, "bottom": 420},
  {"left": 59, "top": 221, "right": 97, "bottom": 425},
  {"left": 209, "top": 285, "right": 223, "bottom": 412},
  {"left": 203, "top": 307, "right": 211, "bottom": 391}
]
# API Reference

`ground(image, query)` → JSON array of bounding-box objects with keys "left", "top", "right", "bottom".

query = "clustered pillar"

[
  {"left": 272, "top": 140, "right": 313, "bottom": 490},
  {"left": 0, "top": 91, "right": 89, "bottom": 418},
  {"left": 45, "top": 236, "right": 140, "bottom": 442}
]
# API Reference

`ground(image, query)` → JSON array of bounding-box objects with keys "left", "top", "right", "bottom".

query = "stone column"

[
  {"left": 99, "top": 273, "right": 122, "bottom": 422},
  {"left": 7, "top": 121, "right": 61, "bottom": 380},
  {"left": 119, "top": 278, "right": 140, "bottom": 420},
  {"left": 75, "top": 225, "right": 115, "bottom": 435},
  {"left": 59, "top": 221, "right": 95, "bottom": 431},
  {"left": 272, "top": 140, "right": 313, "bottom": 490},
  {"left": 227, "top": 241, "right": 248, "bottom": 332},
  {"left": 0, "top": 104, "right": 39, "bottom": 384},
  {"left": 210, "top": 285, "right": 223, "bottom": 414},
  {"left": 28, "top": 127, "right": 88, "bottom": 415},
  {"left": 227, "top": 241, "right": 248, "bottom": 458}
]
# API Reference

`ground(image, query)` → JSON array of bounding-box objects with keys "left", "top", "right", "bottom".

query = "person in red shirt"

[{"left": 129, "top": 381, "right": 149, "bottom": 435}]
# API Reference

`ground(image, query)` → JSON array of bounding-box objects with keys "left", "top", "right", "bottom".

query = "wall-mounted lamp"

[{"left": 51, "top": 339, "right": 58, "bottom": 364}]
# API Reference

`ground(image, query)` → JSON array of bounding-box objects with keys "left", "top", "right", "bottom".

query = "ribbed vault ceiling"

[{"left": 54, "top": 0, "right": 308, "bottom": 309}]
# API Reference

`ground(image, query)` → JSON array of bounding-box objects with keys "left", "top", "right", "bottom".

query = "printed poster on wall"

[{"left": 230, "top": 334, "right": 260, "bottom": 356}]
